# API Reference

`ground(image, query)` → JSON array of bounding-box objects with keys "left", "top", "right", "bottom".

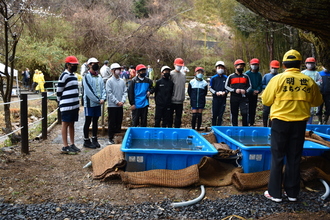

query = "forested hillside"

[{"left": 5, "top": 0, "right": 316, "bottom": 80}]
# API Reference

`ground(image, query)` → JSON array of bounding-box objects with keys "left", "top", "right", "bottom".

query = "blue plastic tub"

[
  {"left": 212, "top": 126, "right": 330, "bottom": 173},
  {"left": 307, "top": 124, "right": 330, "bottom": 135},
  {"left": 121, "top": 127, "right": 218, "bottom": 171}
]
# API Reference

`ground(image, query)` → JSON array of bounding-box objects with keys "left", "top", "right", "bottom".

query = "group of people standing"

[{"left": 56, "top": 49, "right": 327, "bottom": 203}]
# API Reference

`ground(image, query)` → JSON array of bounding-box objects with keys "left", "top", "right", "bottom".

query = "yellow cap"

[{"left": 282, "top": 49, "right": 302, "bottom": 62}]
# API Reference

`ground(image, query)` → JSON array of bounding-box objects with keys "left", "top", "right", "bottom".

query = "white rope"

[
  {"left": 0, "top": 95, "right": 43, "bottom": 106},
  {"left": 0, "top": 126, "right": 23, "bottom": 140},
  {"left": 47, "top": 107, "right": 58, "bottom": 117},
  {"left": 28, "top": 117, "right": 44, "bottom": 127},
  {"left": 0, "top": 99, "right": 22, "bottom": 105}
]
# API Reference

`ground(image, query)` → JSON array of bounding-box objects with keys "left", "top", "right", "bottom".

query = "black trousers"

[
  {"left": 212, "top": 97, "right": 226, "bottom": 126},
  {"left": 83, "top": 116, "right": 99, "bottom": 138},
  {"left": 154, "top": 105, "right": 171, "bottom": 127},
  {"left": 230, "top": 95, "right": 249, "bottom": 126},
  {"left": 247, "top": 94, "right": 258, "bottom": 126},
  {"left": 268, "top": 119, "right": 306, "bottom": 198},
  {"left": 263, "top": 105, "right": 271, "bottom": 127},
  {"left": 108, "top": 107, "right": 123, "bottom": 140},
  {"left": 132, "top": 106, "right": 148, "bottom": 127},
  {"left": 317, "top": 94, "right": 330, "bottom": 116},
  {"left": 169, "top": 103, "right": 183, "bottom": 128}
]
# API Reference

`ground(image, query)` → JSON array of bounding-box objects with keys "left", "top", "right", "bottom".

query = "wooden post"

[
  {"left": 20, "top": 94, "right": 29, "bottom": 154},
  {"left": 42, "top": 92, "right": 47, "bottom": 140}
]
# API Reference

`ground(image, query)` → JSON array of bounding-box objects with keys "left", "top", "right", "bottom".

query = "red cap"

[
  {"left": 270, "top": 60, "right": 280, "bottom": 68},
  {"left": 136, "top": 64, "right": 147, "bottom": 71},
  {"left": 305, "top": 57, "right": 316, "bottom": 63},
  {"left": 195, "top": 67, "right": 204, "bottom": 72},
  {"left": 65, "top": 56, "right": 79, "bottom": 64},
  {"left": 174, "top": 58, "right": 184, "bottom": 66},
  {"left": 234, "top": 59, "right": 245, "bottom": 66},
  {"left": 250, "top": 58, "right": 260, "bottom": 65}
]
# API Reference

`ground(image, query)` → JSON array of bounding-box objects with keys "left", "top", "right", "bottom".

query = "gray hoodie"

[
  {"left": 170, "top": 70, "right": 186, "bottom": 104},
  {"left": 106, "top": 75, "right": 127, "bottom": 107}
]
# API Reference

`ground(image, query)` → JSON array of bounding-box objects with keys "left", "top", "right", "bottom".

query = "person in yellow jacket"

[
  {"left": 32, "top": 69, "right": 39, "bottom": 93},
  {"left": 35, "top": 70, "right": 45, "bottom": 93},
  {"left": 262, "top": 49, "right": 323, "bottom": 203}
]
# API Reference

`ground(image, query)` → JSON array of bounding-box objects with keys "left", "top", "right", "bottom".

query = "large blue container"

[
  {"left": 121, "top": 127, "right": 218, "bottom": 171},
  {"left": 307, "top": 124, "right": 330, "bottom": 135},
  {"left": 212, "top": 126, "right": 330, "bottom": 173}
]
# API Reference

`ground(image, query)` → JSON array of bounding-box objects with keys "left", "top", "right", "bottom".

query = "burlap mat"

[
  {"left": 203, "top": 132, "right": 217, "bottom": 144},
  {"left": 213, "top": 142, "right": 240, "bottom": 159},
  {"left": 91, "top": 144, "right": 126, "bottom": 180},
  {"left": 121, "top": 164, "right": 199, "bottom": 188},
  {"left": 198, "top": 157, "right": 242, "bottom": 186},
  {"left": 232, "top": 170, "right": 270, "bottom": 191},
  {"left": 300, "top": 156, "right": 330, "bottom": 183},
  {"left": 232, "top": 156, "right": 330, "bottom": 191},
  {"left": 121, "top": 156, "right": 242, "bottom": 188}
]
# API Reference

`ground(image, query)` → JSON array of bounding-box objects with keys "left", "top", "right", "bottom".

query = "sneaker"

[
  {"left": 91, "top": 137, "right": 101, "bottom": 148},
  {"left": 61, "top": 146, "right": 78, "bottom": 155},
  {"left": 70, "top": 144, "right": 81, "bottom": 152},
  {"left": 283, "top": 191, "right": 297, "bottom": 202},
  {"left": 84, "top": 139, "right": 97, "bottom": 149},
  {"left": 264, "top": 190, "right": 282, "bottom": 203},
  {"left": 108, "top": 139, "right": 115, "bottom": 145}
]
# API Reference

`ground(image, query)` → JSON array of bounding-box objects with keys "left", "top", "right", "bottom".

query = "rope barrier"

[
  {"left": 0, "top": 99, "right": 22, "bottom": 105},
  {"left": 28, "top": 117, "right": 44, "bottom": 127},
  {"left": 0, "top": 96, "right": 43, "bottom": 106},
  {"left": 0, "top": 126, "right": 23, "bottom": 140},
  {"left": 0, "top": 108, "right": 57, "bottom": 142},
  {"left": 47, "top": 107, "right": 58, "bottom": 117}
]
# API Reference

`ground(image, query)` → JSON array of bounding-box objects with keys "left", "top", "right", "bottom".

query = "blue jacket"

[
  {"left": 188, "top": 78, "right": 208, "bottom": 109},
  {"left": 262, "top": 72, "right": 278, "bottom": 90},
  {"left": 83, "top": 72, "right": 106, "bottom": 108},
  {"left": 319, "top": 70, "right": 330, "bottom": 94},
  {"left": 128, "top": 76, "right": 154, "bottom": 109}
]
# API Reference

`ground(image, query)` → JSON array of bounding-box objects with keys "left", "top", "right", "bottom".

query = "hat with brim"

[
  {"left": 283, "top": 49, "right": 302, "bottom": 62},
  {"left": 161, "top": 66, "right": 171, "bottom": 72}
]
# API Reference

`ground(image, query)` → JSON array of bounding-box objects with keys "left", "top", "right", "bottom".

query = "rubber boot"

[
  {"left": 92, "top": 137, "right": 101, "bottom": 148},
  {"left": 318, "top": 115, "right": 323, "bottom": 125},
  {"left": 191, "top": 113, "right": 197, "bottom": 130},
  {"left": 84, "top": 138, "right": 96, "bottom": 149},
  {"left": 197, "top": 113, "right": 202, "bottom": 131},
  {"left": 324, "top": 115, "right": 329, "bottom": 125}
]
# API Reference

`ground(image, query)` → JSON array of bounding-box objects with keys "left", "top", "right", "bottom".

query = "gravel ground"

[{"left": 1, "top": 191, "right": 330, "bottom": 219}]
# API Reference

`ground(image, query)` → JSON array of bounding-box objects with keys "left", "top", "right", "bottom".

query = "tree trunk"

[{"left": 236, "top": 0, "right": 330, "bottom": 69}]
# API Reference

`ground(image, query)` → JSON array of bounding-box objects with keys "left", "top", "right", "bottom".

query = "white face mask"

[
  {"left": 114, "top": 69, "right": 121, "bottom": 75},
  {"left": 251, "top": 65, "right": 259, "bottom": 70},
  {"left": 175, "top": 66, "right": 182, "bottom": 71},
  {"left": 217, "top": 69, "right": 224, "bottom": 75},
  {"left": 270, "top": 68, "right": 278, "bottom": 74},
  {"left": 306, "top": 63, "right": 315, "bottom": 70}
]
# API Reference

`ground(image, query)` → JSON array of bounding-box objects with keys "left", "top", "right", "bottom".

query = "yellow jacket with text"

[{"left": 261, "top": 68, "right": 323, "bottom": 121}]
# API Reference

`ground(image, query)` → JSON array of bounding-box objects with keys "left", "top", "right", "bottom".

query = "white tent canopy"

[
  {"left": 0, "top": 62, "right": 20, "bottom": 96},
  {"left": 0, "top": 62, "right": 18, "bottom": 77}
]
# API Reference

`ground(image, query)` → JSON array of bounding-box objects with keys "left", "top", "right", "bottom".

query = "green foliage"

[{"left": 133, "top": 0, "right": 149, "bottom": 18}]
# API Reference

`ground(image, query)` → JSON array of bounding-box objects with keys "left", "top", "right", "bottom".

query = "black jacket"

[{"left": 154, "top": 77, "right": 174, "bottom": 107}]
